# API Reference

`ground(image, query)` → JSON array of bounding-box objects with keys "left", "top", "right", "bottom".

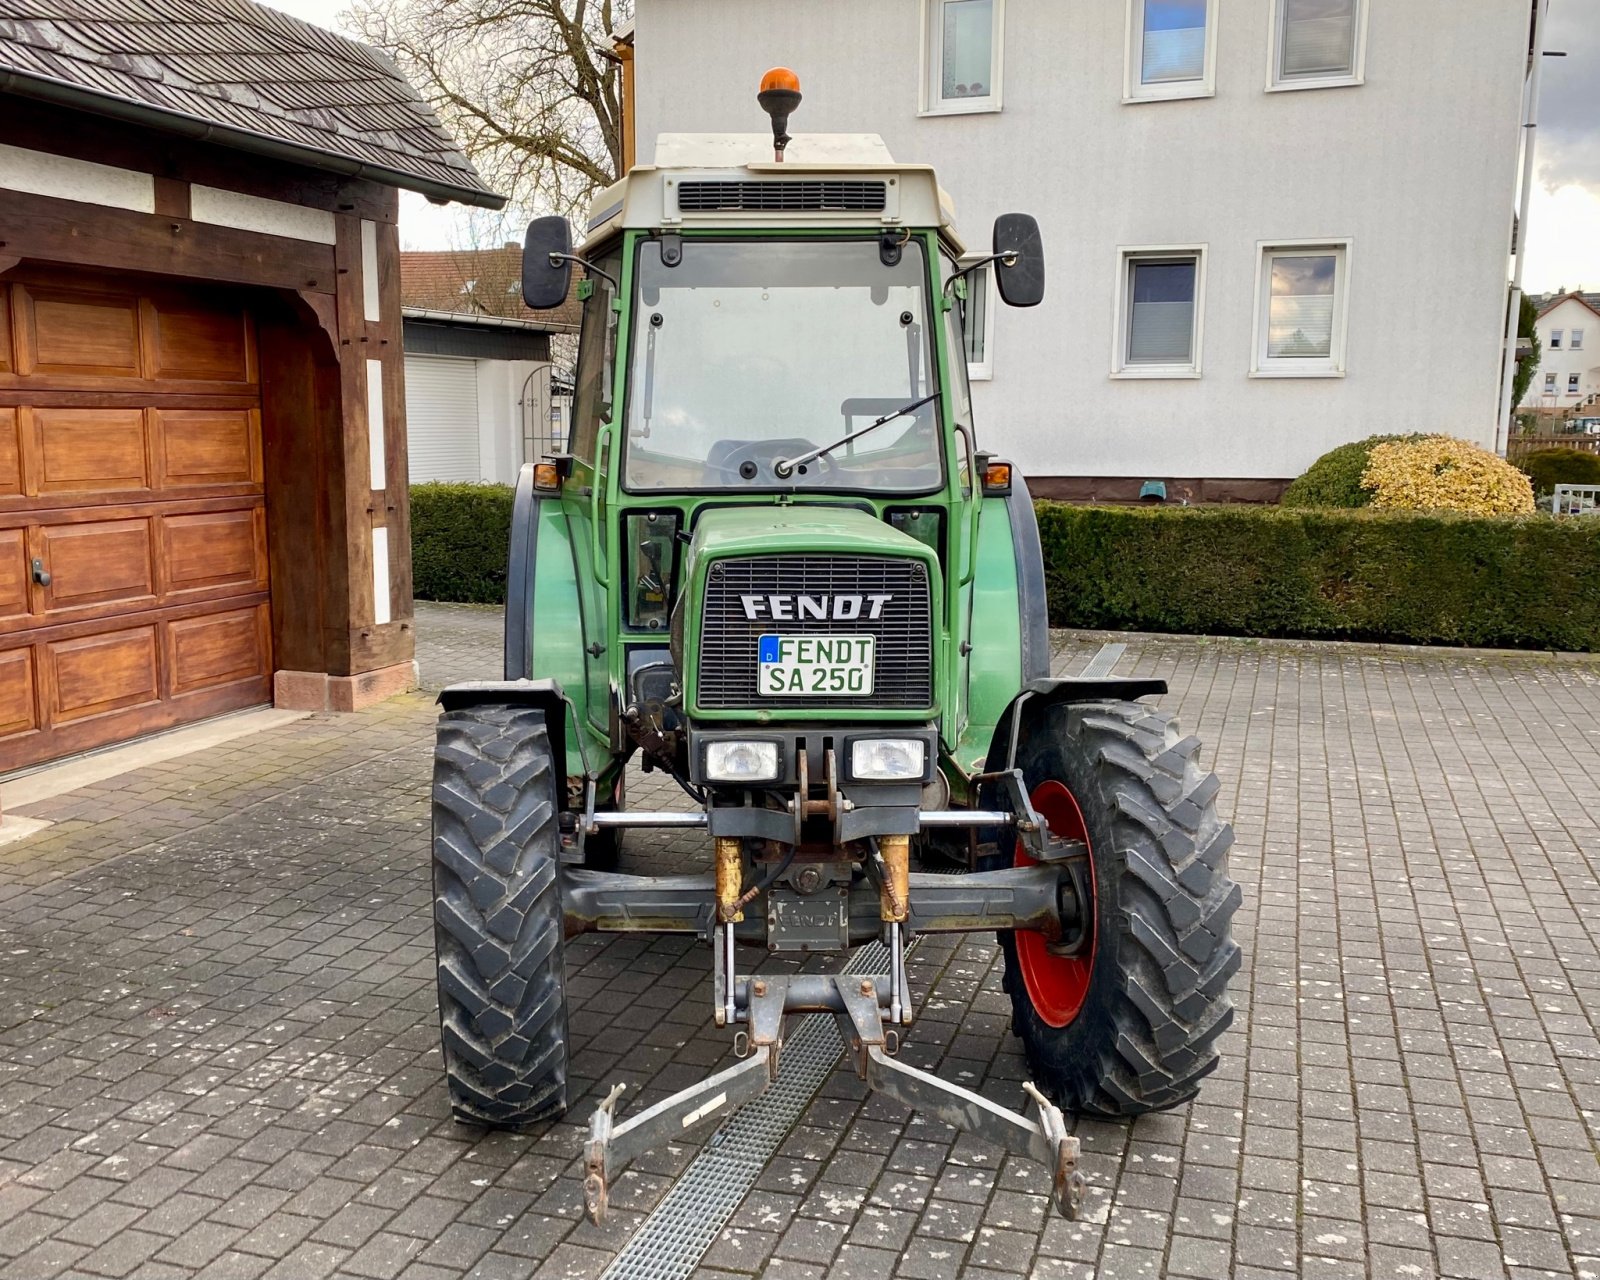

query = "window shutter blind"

[
  {"left": 1129, "top": 302, "right": 1194, "bottom": 362},
  {"left": 405, "top": 355, "right": 482, "bottom": 482},
  {"left": 1127, "top": 259, "right": 1196, "bottom": 365},
  {"left": 1266, "top": 252, "right": 1337, "bottom": 359},
  {"left": 1267, "top": 296, "right": 1334, "bottom": 357},
  {"left": 1143, "top": 26, "right": 1205, "bottom": 82},
  {"left": 1281, "top": 0, "right": 1355, "bottom": 78}
]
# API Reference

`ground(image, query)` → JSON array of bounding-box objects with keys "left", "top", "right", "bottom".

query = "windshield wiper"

[{"left": 772, "top": 391, "right": 940, "bottom": 480}]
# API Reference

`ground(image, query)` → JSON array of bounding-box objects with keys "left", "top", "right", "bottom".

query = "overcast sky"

[
  {"left": 1526, "top": 2, "right": 1600, "bottom": 292},
  {"left": 270, "top": 0, "right": 1598, "bottom": 291}
]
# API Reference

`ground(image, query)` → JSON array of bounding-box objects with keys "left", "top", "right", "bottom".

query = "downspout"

[{"left": 1495, "top": 0, "right": 1550, "bottom": 456}]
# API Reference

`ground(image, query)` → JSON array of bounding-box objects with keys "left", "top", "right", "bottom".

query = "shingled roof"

[
  {"left": 0, "top": 0, "right": 502, "bottom": 208},
  {"left": 400, "top": 246, "right": 584, "bottom": 332}
]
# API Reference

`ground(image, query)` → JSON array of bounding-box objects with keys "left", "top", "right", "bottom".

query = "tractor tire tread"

[
  {"left": 432, "top": 706, "right": 568, "bottom": 1129},
  {"left": 997, "top": 699, "right": 1240, "bottom": 1118}
]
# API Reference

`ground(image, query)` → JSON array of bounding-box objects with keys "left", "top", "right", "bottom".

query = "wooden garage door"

[{"left": 0, "top": 270, "right": 270, "bottom": 773}]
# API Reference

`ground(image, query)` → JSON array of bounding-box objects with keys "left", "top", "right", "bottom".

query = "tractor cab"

[
  {"left": 517, "top": 123, "right": 1046, "bottom": 773},
  {"left": 430, "top": 71, "right": 1238, "bottom": 1231}
]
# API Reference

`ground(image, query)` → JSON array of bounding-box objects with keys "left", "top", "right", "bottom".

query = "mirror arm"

[
  {"left": 942, "top": 251, "right": 1019, "bottom": 299},
  {"left": 549, "top": 252, "right": 620, "bottom": 293}
]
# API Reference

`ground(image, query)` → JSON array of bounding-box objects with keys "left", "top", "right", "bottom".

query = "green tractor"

[{"left": 431, "top": 72, "right": 1239, "bottom": 1223}]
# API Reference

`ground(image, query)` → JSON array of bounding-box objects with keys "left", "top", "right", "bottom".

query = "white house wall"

[
  {"left": 633, "top": 0, "right": 1526, "bottom": 482},
  {"left": 475, "top": 359, "right": 547, "bottom": 484},
  {"left": 1532, "top": 298, "right": 1600, "bottom": 407}
]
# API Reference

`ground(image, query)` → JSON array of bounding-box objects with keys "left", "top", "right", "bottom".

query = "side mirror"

[
  {"left": 992, "top": 213, "right": 1045, "bottom": 308},
  {"left": 522, "top": 216, "right": 573, "bottom": 310}
]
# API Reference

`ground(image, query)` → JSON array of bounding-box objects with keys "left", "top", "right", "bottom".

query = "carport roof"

[{"left": 0, "top": 0, "right": 504, "bottom": 208}]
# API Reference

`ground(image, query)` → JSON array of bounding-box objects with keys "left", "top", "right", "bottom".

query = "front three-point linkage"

[{"left": 581, "top": 830, "right": 1086, "bottom": 1226}]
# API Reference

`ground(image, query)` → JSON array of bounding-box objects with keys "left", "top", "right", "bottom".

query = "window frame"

[
  {"left": 1569, "top": 374, "right": 1582, "bottom": 395},
  {"left": 1544, "top": 372, "right": 1558, "bottom": 393},
  {"left": 1550, "top": 329, "right": 1563, "bottom": 349},
  {"left": 1250, "top": 239, "right": 1352, "bottom": 378},
  {"left": 1266, "top": 0, "right": 1368, "bottom": 94},
  {"left": 1111, "top": 244, "right": 1207, "bottom": 380},
  {"left": 958, "top": 256, "right": 997, "bottom": 381},
  {"left": 920, "top": 0, "right": 1005, "bottom": 116},
  {"left": 1124, "top": 0, "right": 1218, "bottom": 103},
  {"left": 1573, "top": 329, "right": 1585, "bottom": 351}
]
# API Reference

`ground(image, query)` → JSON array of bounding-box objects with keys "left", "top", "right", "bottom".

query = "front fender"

[
  {"left": 437, "top": 678, "right": 586, "bottom": 786},
  {"left": 501, "top": 464, "right": 599, "bottom": 778},
  {"left": 981, "top": 676, "right": 1169, "bottom": 777}
]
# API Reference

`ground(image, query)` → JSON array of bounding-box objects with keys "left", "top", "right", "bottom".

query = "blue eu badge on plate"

[{"left": 758, "top": 634, "right": 781, "bottom": 664}]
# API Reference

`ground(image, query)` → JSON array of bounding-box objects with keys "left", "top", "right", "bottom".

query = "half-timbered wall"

[{"left": 0, "top": 100, "right": 418, "bottom": 765}]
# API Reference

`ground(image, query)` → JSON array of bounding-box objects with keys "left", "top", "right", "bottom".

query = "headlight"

[
  {"left": 704, "top": 740, "right": 781, "bottom": 783},
  {"left": 850, "top": 738, "right": 926, "bottom": 781}
]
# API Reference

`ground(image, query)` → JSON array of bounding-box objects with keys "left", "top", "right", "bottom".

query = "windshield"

[{"left": 623, "top": 238, "right": 943, "bottom": 492}]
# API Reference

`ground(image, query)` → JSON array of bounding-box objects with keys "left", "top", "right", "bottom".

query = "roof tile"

[
  {"left": 400, "top": 246, "right": 584, "bottom": 333},
  {"left": 0, "top": 0, "right": 498, "bottom": 205}
]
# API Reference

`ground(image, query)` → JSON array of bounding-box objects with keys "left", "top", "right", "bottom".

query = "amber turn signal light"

[
  {"left": 982, "top": 462, "right": 1013, "bottom": 495},
  {"left": 533, "top": 462, "right": 561, "bottom": 492}
]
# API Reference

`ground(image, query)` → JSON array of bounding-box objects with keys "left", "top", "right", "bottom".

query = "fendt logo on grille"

[{"left": 739, "top": 593, "right": 892, "bottom": 621}]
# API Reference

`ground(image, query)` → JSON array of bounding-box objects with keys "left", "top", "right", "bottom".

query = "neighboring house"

[
  {"left": 1531, "top": 292, "right": 1600, "bottom": 409},
  {"left": 0, "top": 0, "right": 499, "bottom": 776},
  {"left": 399, "top": 247, "right": 580, "bottom": 485},
  {"left": 631, "top": 0, "right": 1530, "bottom": 499}
]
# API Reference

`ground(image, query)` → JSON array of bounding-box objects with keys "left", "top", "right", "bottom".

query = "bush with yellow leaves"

[{"left": 1360, "top": 436, "right": 1535, "bottom": 516}]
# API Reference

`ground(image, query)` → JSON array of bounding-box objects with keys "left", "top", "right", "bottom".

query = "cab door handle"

[{"left": 31, "top": 558, "right": 51, "bottom": 587}]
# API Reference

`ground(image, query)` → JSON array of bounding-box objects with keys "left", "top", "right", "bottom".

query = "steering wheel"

[{"left": 705, "top": 438, "right": 840, "bottom": 484}]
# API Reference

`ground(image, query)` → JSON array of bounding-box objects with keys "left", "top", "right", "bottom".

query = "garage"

[
  {"left": 0, "top": 3, "right": 504, "bottom": 784},
  {"left": 0, "top": 270, "right": 270, "bottom": 772}
]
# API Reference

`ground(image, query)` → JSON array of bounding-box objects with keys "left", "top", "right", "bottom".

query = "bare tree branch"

[{"left": 346, "top": 0, "right": 631, "bottom": 218}]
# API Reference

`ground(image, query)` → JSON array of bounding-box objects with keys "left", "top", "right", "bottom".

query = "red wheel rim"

[{"left": 1014, "top": 779, "right": 1097, "bottom": 1028}]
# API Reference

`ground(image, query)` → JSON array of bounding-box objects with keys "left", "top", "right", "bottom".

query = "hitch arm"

[
  {"left": 862, "top": 1047, "right": 1085, "bottom": 1218},
  {"left": 583, "top": 1047, "right": 774, "bottom": 1223}
]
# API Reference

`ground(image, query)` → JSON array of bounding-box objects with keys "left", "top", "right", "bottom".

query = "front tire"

[
  {"left": 995, "top": 700, "right": 1241, "bottom": 1116},
  {"left": 432, "top": 706, "right": 569, "bottom": 1127}
]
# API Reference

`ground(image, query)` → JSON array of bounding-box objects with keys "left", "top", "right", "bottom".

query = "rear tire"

[
  {"left": 432, "top": 706, "right": 568, "bottom": 1127},
  {"left": 993, "top": 700, "right": 1241, "bottom": 1116}
]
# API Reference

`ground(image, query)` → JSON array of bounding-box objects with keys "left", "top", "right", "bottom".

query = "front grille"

[
  {"left": 676, "top": 180, "right": 888, "bottom": 213},
  {"left": 697, "top": 555, "right": 933, "bottom": 710}
]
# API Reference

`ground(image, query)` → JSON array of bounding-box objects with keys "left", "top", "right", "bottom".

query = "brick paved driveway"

[{"left": 1, "top": 601, "right": 1598, "bottom": 1279}]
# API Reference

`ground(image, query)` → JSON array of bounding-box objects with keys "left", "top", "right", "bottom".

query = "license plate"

[{"left": 758, "top": 634, "right": 875, "bottom": 697}]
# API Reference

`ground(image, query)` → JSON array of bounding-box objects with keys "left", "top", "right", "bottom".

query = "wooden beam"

[
  {"left": 1, "top": 99, "right": 397, "bottom": 224},
  {"left": 0, "top": 188, "right": 336, "bottom": 294},
  {"left": 153, "top": 177, "right": 191, "bottom": 219},
  {"left": 373, "top": 217, "right": 414, "bottom": 635}
]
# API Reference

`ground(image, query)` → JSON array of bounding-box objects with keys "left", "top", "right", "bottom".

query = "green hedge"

[
  {"left": 411, "top": 482, "right": 514, "bottom": 604},
  {"left": 410, "top": 484, "right": 1600, "bottom": 652},
  {"left": 1518, "top": 447, "right": 1600, "bottom": 497},
  {"left": 1036, "top": 503, "right": 1600, "bottom": 651}
]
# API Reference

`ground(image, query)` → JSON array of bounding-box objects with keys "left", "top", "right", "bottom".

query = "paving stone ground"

[{"left": 1, "top": 601, "right": 1598, "bottom": 1279}]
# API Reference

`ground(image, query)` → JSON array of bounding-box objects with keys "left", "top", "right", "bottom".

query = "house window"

[
  {"left": 1252, "top": 242, "right": 1350, "bottom": 376},
  {"left": 1551, "top": 330, "right": 1563, "bottom": 349},
  {"left": 923, "top": 0, "right": 1003, "bottom": 114},
  {"left": 960, "top": 259, "right": 995, "bottom": 380},
  {"left": 1571, "top": 329, "right": 1584, "bottom": 351},
  {"left": 1571, "top": 374, "right": 1582, "bottom": 395},
  {"left": 1545, "top": 372, "right": 1558, "bottom": 393},
  {"left": 1127, "top": 0, "right": 1215, "bottom": 101},
  {"left": 1270, "top": 0, "right": 1366, "bottom": 91},
  {"left": 1113, "top": 248, "right": 1205, "bottom": 377}
]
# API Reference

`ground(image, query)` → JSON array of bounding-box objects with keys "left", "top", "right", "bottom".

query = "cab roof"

[{"left": 580, "top": 133, "right": 964, "bottom": 254}]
